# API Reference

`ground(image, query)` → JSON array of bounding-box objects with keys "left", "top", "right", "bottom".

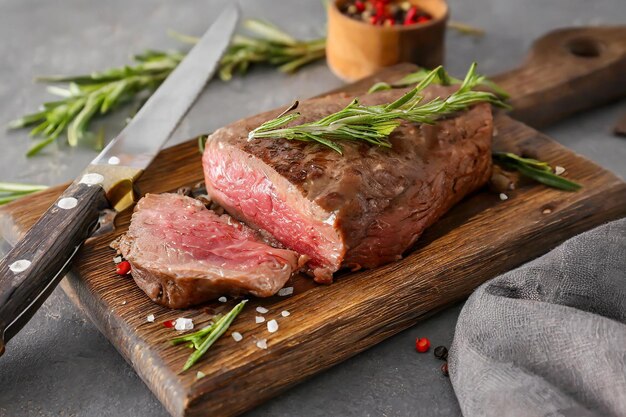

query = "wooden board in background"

[{"left": 1, "top": 27, "right": 626, "bottom": 417}]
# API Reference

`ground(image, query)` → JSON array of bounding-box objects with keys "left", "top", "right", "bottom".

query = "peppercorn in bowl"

[{"left": 327, "top": 0, "right": 449, "bottom": 81}]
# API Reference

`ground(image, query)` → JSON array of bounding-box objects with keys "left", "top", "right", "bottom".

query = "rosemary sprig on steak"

[
  {"left": 0, "top": 182, "right": 48, "bottom": 205},
  {"left": 248, "top": 63, "right": 509, "bottom": 154},
  {"left": 368, "top": 66, "right": 509, "bottom": 98},
  {"left": 8, "top": 20, "right": 325, "bottom": 157},
  {"left": 492, "top": 152, "right": 582, "bottom": 191},
  {"left": 177, "top": 300, "right": 247, "bottom": 372}
]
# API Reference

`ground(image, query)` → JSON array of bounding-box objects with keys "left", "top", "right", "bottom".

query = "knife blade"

[{"left": 0, "top": 4, "right": 240, "bottom": 355}]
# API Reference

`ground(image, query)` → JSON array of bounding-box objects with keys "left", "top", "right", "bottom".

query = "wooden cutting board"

[{"left": 1, "top": 26, "right": 626, "bottom": 417}]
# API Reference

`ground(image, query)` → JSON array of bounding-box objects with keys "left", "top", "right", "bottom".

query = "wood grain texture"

[
  {"left": 1, "top": 26, "right": 626, "bottom": 417},
  {"left": 492, "top": 26, "right": 626, "bottom": 128}
]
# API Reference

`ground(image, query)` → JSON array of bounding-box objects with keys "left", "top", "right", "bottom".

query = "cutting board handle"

[{"left": 492, "top": 26, "right": 626, "bottom": 128}]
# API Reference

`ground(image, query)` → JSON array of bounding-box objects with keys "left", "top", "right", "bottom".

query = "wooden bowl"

[{"left": 327, "top": 0, "right": 449, "bottom": 81}]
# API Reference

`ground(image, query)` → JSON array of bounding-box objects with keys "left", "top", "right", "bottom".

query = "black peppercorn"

[
  {"left": 441, "top": 362, "right": 449, "bottom": 377},
  {"left": 434, "top": 345, "right": 448, "bottom": 361}
]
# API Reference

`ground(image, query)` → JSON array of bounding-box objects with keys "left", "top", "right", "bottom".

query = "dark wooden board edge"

[{"left": 60, "top": 270, "right": 190, "bottom": 415}]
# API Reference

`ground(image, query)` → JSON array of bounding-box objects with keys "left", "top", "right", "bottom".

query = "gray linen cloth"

[{"left": 449, "top": 218, "right": 626, "bottom": 417}]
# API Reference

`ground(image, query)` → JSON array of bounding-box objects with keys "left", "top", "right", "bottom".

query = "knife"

[{"left": 0, "top": 5, "right": 240, "bottom": 355}]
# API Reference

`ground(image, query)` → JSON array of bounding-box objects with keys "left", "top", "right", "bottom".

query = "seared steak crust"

[{"left": 204, "top": 86, "right": 493, "bottom": 281}]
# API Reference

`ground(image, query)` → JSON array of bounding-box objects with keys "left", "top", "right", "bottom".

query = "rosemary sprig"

[
  {"left": 177, "top": 300, "right": 247, "bottom": 372},
  {"left": 219, "top": 20, "right": 326, "bottom": 81},
  {"left": 9, "top": 50, "right": 182, "bottom": 157},
  {"left": 492, "top": 152, "right": 582, "bottom": 191},
  {"left": 249, "top": 63, "right": 509, "bottom": 154},
  {"left": 9, "top": 20, "right": 326, "bottom": 157},
  {"left": 171, "top": 19, "right": 326, "bottom": 81},
  {"left": 368, "top": 66, "right": 509, "bottom": 99},
  {"left": 170, "top": 314, "right": 223, "bottom": 349},
  {"left": 0, "top": 182, "right": 48, "bottom": 205}
]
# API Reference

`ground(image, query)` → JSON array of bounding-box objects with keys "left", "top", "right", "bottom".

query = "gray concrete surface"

[{"left": 0, "top": 0, "right": 624, "bottom": 416}]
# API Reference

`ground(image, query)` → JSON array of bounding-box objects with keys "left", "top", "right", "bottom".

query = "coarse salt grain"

[
  {"left": 218, "top": 296, "right": 227, "bottom": 303},
  {"left": 278, "top": 287, "right": 294, "bottom": 297},
  {"left": 555, "top": 166, "right": 566, "bottom": 175},
  {"left": 542, "top": 208, "right": 552, "bottom": 214},
  {"left": 147, "top": 314, "right": 155, "bottom": 323},
  {"left": 196, "top": 371, "right": 206, "bottom": 380},
  {"left": 175, "top": 318, "right": 194, "bottom": 331},
  {"left": 281, "top": 310, "right": 290, "bottom": 317},
  {"left": 113, "top": 256, "right": 122, "bottom": 264},
  {"left": 121, "top": 301, "right": 127, "bottom": 305},
  {"left": 232, "top": 332, "right": 243, "bottom": 342},
  {"left": 499, "top": 193, "right": 508, "bottom": 201},
  {"left": 267, "top": 319, "right": 278, "bottom": 333},
  {"left": 9, "top": 260, "right": 31, "bottom": 273},
  {"left": 256, "top": 339, "right": 268, "bottom": 349},
  {"left": 255, "top": 316, "right": 265, "bottom": 324},
  {"left": 256, "top": 306, "right": 269, "bottom": 314}
]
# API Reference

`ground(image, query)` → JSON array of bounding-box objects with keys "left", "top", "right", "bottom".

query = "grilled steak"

[
  {"left": 118, "top": 193, "right": 304, "bottom": 308},
  {"left": 203, "top": 87, "right": 493, "bottom": 283}
]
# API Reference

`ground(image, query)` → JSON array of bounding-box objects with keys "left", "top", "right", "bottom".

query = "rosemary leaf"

[
  {"left": 244, "top": 19, "right": 297, "bottom": 46},
  {"left": 250, "top": 63, "right": 508, "bottom": 153},
  {"left": 278, "top": 48, "right": 326, "bottom": 73},
  {"left": 27, "top": 137, "right": 57, "bottom": 157},
  {"left": 492, "top": 152, "right": 582, "bottom": 191},
  {"left": 0, "top": 182, "right": 48, "bottom": 205},
  {"left": 68, "top": 93, "right": 105, "bottom": 147},
  {"left": 9, "top": 19, "right": 326, "bottom": 157},
  {"left": 493, "top": 152, "right": 551, "bottom": 171},
  {"left": 7, "top": 111, "right": 48, "bottom": 129},
  {"left": 0, "top": 182, "right": 47, "bottom": 193},
  {"left": 367, "top": 82, "right": 393, "bottom": 93},
  {"left": 46, "top": 85, "right": 74, "bottom": 98},
  {"left": 0, "top": 194, "right": 29, "bottom": 205},
  {"left": 181, "top": 300, "right": 247, "bottom": 372},
  {"left": 166, "top": 29, "right": 199, "bottom": 45},
  {"left": 515, "top": 164, "right": 582, "bottom": 191},
  {"left": 368, "top": 66, "right": 510, "bottom": 99}
]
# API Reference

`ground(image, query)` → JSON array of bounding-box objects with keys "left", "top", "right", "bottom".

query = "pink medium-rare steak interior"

[
  {"left": 203, "top": 144, "right": 344, "bottom": 282},
  {"left": 118, "top": 193, "right": 304, "bottom": 308},
  {"left": 203, "top": 86, "right": 493, "bottom": 282}
]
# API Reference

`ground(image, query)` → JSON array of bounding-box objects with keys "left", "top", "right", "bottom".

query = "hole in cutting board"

[{"left": 565, "top": 37, "right": 603, "bottom": 58}]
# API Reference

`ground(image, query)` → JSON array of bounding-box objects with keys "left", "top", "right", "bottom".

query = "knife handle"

[{"left": 0, "top": 181, "right": 108, "bottom": 354}]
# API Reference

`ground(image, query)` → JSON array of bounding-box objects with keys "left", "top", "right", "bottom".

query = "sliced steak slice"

[
  {"left": 118, "top": 193, "right": 304, "bottom": 308},
  {"left": 203, "top": 87, "right": 493, "bottom": 283}
]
